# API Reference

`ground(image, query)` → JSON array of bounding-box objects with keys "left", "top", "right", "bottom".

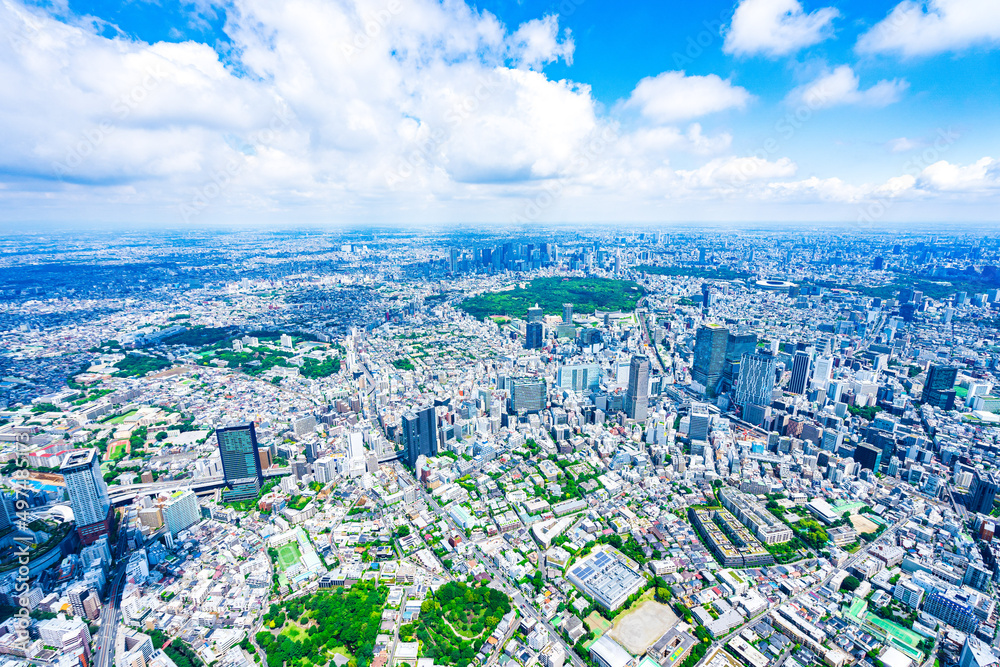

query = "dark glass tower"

[
  {"left": 403, "top": 405, "right": 437, "bottom": 466},
  {"left": 692, "top": 323, "right": 729, "bottom": 397},
  {"left": 217, "top": 423, "right": 264, "bottom": 502}
]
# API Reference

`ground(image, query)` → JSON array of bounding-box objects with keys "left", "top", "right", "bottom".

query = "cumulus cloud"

[
  {"left": 507, "top": 15, "right": 574, "bottom": 69},
  {"left": 622, "top": 71, "right": 752, "bottom": 124},
  {"left": 724, "top": 0, "right": 839, "bottom": 57},
  {"left": 789, "top": 66, "right": 908, "bottom": 108},
  {"left": 677, "top": 156, "right": 797, "bottom": 189},
  {"left": 917, "top": 157, "right": 1000, "bottom": 191},
  {"left": 0, "top": 0, "right": 997, "bottom": 223},
  {"left": 857, "top": 0, "right": 1000, "bottom": 57}
]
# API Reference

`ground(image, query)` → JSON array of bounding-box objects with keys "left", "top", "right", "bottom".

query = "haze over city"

[
  {"left": 2, "top": 6, "right": 1000, "bottom": 667},
  {"left": 1, "top": 0, "right": 999, "bottom": 224}
]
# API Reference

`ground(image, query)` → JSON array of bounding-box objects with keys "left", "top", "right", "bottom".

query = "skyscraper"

[
  {"left": 625, "top": 355, "right": 650, "bottom": 421},
  {"left": 788, "top": 350, "right": 812, "bottom": 394},
  {"left": 557, "top": 363, "right": 602, "bottom": 393},
  {"left": 923, "top": 364, "right": 958, "bottom": 410},
  {"left": 61, "top": 449, "right": 112, "bottom": 545},
  {"left": 527, "top": 304, "right": 544, "bottom": 322},
  {"left": 525, "top": 321, "right": 543, "bottom": 349},
  {"left": 723, "top": 331, "right": 757, "bottom": 389},
  {"left": 853, "top": 444, "right": 883, "bottom": 472},
  {"left": 161, "top": 490, "right": 199, "bottom": 537},
  {"left": 735, "top": 350, "right": 777, "bottom": 411},
  {"left": 510, "top": 377, "right": 546, "bottom": 415},
  {"left": 403, "top": 405, "right": 437, "bottom": 467},
  {"left": 812, "top": 356, "right": 833, "bottom": 389},
  {"left": 216, "top": 423, "right": 264, "bottom": 502},
  {"left": 692, "top": 323, "right": 729, "bottom": 396},
  {"left": 968, "top": 472, "right": 1000, "bottom": 515},
  {"left": 562, "top": 303, "right": 573, "bottom": 324}
]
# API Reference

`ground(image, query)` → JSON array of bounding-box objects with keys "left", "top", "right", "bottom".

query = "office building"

[
  {"left": 735, "top": 350, "right": 777, "bottom": 411},
  {"left": 959, "top": 637, "right": 1000, "bottom": 667},
  {"left": 853, "top": 444, "right": 883, "bottom": 472},
  {"left": 724, "top": 331, "right": 757, "bottom": 387},
  {"left": 691, "top": 323, "right": 728, "bottom": 396},
  {"left": 511, "top": 377, "right": 546, "bottom": 415},
  {"left": 923, "top": 364, "right": 958, "bottom": 410},
  {"left": 527, "top": 304, "right": 544, "bottom": 322},
  {"left": 624, "top": 355, "right": 650, "bottom": 421},
  {"left": 0, "top": 493, "right": 14, "bottom": 533},
  {"left": 293, "top": 415, "right": 316, "bottom": 438},
  {"left": 38, "top": 616, "right": 90, "bottom": 659},
  {"left": 403, "top": 405, "right": 437, "bottom": 467},
  {"left": 968, "top": 472, "right": 1000, "bottom": 515},
  {"left": 924, "top": 590, "right": 980, "bottom": 633},
  {"left": 161, "top": 490, "right": 199, "bottom": 537},
  {"left": 525, "top": 321, "right": 544, "bottom": 349},
  {"left": 216, "top": 423, "right": 264, "bottom": 502},
  {"left": 557, "top": 363, "right": 601, "bottom": 393},
  {"left": 562, "top": 303, "right": 573, "bottom": 324},
  {"left": 893, "top": 579, "right": 924, "bottom": 609},
  {"left": 688, "top": 403, "right": 711, "bottom": 440},
  {"left": 68, "top": 585, "right": 101, "bottom": 620},
  {"left": 812, "top": 356, "right": 833, "bottom": 389},
  {"left": 788, "top": 350, "right": 811, "bottom": 394},
  {"left": 61, "top": 449, "right": 112, "bottom": 545}
]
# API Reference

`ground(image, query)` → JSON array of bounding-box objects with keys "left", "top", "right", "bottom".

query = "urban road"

[
  {"left": 94, "top": 533, "right": 131, "bottom": 667},
  {"left": 696, "top": 510, "right": 912, "bottom": 667}
]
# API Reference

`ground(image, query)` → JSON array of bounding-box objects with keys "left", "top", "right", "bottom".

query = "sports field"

[
  {"left": 865, "top": 614, "right": 922, "bottom": 649},
  {"left": 276, "top": 542, "right": 302, "bottom": 571}
]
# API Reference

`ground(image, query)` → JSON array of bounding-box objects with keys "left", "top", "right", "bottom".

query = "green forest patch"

[
  {"left": 257, "top": 583, "right": 387, "bottom": 667},
  {"left": 398, "top": 581, "right": 511, "bottom": 667},
  {"left": 458, "top": 278, "right": 645, "bottom": 320}
]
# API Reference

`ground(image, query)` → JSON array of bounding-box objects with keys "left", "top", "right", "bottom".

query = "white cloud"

[
  {"left": 507, "top": 15, "right": 574, "bottom": 69},
  {"left": 0, "top": 0, "right": 998, "bottom": 224},
  {"left": 917, "top": 157, "right": 1000, "bottom": 191},
  {"left": 857, "top": 0, "right": 1000, "bottom": 57},
  {"left": 790, "top": 65, "right": 908, "bottom": 108},
  {"left": 886, "top": 137, "right": 921, "bottom": 153},
  {"left": 724, "top": 0, "right": 839, "bottom": 57},
  {"left": 622, "top": 71, "right": 751, "bottom": 124},
  {"left": 677, "top": 156, "right": 797, "bottom": 189}
]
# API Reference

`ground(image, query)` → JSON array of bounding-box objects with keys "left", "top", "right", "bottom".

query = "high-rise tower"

[
  {"left": 61, "top": 449, "right": 112, "bottom": 545},
  {"left": 692, "top": 323, "right": 729, "bottom": 396},
  {"left": 216, "top": 423, "right": 264, "bottom": 502},
  {"left": 625, "top": 355, "right": 650, "bottom": 421}
]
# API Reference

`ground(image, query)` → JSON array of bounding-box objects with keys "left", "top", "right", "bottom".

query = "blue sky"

[{"left": 2, "top": 0, "right": 999, "bottom": 225}]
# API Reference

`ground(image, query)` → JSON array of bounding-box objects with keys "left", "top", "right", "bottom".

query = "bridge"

[{"left": 108, "top": 467, "right": 291, "bottom": 506}]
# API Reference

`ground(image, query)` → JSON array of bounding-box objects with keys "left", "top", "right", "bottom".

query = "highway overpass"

[{"left": 108, "top": 467, "right": 291, "bottom": 506}]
